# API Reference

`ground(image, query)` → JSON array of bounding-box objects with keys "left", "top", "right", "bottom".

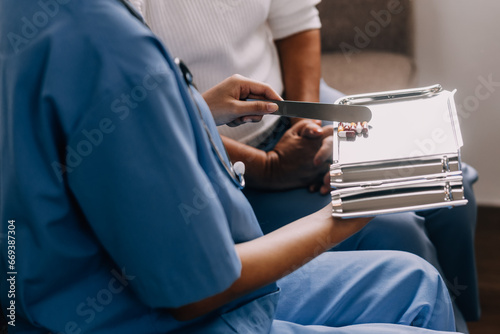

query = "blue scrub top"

[{"left": 0, "top": 0, "right": 277, "bottom": 332}]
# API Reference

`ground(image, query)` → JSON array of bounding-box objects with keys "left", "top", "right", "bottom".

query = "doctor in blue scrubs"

[{"left": 1, "top": 0, "right": 461, "bottom": 333}]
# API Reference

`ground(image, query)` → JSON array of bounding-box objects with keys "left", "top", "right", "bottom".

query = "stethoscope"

[{"left": 118, "top": 0, "right": 246, "bottom": 189}]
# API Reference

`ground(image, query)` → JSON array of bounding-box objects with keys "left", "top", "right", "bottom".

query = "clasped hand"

[{"left": 268, "top": 120, "right": 333, "bottom": 194}]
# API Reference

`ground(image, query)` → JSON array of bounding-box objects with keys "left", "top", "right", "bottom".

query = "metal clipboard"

[{"left": 330, "top": 84, "right": 468, "bottom": 218}]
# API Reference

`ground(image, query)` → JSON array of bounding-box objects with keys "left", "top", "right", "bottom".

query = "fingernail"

[{"left": 267, "top": 103, "right": 279, "bottom": 112}]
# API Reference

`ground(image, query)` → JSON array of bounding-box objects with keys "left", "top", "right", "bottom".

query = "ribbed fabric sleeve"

[
  {"left": 268, "top": 0, "right": 322, "bottom": 40},
  {"left": 138, "top": 0, "right": 321, "bottom": 145}
]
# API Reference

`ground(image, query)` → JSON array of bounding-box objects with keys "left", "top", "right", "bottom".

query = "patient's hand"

[
  {"left": 308, "top": 125, "right": 334, "bottom": 195},
  {"left": 263, "top": 120, "right": 332, "bottom": 190}
]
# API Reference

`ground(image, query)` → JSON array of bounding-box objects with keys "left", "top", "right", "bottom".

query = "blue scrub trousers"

[
  {"left": 271, "top": 251, "right": 457, "bottom": 333},
  {"left": 243, "top": 80, "right": 479, "bottom": 329},
  {"left": 172, "top": 251, "right": 459, "bottom": 333}
]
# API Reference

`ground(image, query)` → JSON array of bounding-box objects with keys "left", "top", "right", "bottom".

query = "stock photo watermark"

[
  {"left": 51, "top": 65, "right": 168, "bottom": 183},
  {"left": 5, "top": 220, "right": 17, "bottom": 328},
  {"left": 177, "top": 168, "right": 241, "bottom": 225},
  {"left": 339, "top": 0, "right": 405, "bottom": 63},
  {"left": 453, "top": 73, "right": 499, "bottom": 121},
  {"left": 45, "top": 267, "right": 136, "bottom": 334},
  {"left": 178, "top": 181, "right": 218, "bottom": 225},
  {"left": 75, "top": 268, "right": 135, "bottom": 325},
  {"left": 7, "top": 0, "right": 72, "bottom": 54},
  {"left": 380, "top": 127, "right": 450, "bottom": 180}
]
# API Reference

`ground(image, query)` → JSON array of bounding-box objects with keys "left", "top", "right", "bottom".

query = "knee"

[
  {"left": 381, "top": 251, "right": 455, "bottom": 329},
  {"left": 461, "top": 163, "right": 478, "bottom": 207},
  {"left": 383, "top": 251, "right": 449, "bottom": 301},
  {"left": 357, "top": 213, "right": 429, "bottom": 253},
  {"left": 386, "top": 251, "right": 441, "bottom": 277},
  {"left": 366, "top": 250, "right": 449, "bottom": 302},
  {"left": 461, "top": 163, "right": 479, "bottom": 186}
]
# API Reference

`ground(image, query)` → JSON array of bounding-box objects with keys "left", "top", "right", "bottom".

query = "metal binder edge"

[
  {"left": 448, "top": 89, "right": 464, "bottom": 148},
  {"left": 330, "top": 153, "right": 460, "bottom": 173},
  {"left": 334, "top": 84, "right": 443, "bottom": 105},
  {"left": 330, "top": 171, "right": 464, "bottom": 189},
  {"left": 330, "top": 174, "right": 464, "bottom": 198},
  {"left": 331, "top": 199, "right": 469, "bottom": 218},
  {"left": 330, "top": 153, "right": 461, "bottom": 186}
]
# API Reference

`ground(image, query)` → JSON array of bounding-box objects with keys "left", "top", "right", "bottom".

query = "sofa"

[{"left": 317, "top": 0, "right": 415, "bottom": 95}]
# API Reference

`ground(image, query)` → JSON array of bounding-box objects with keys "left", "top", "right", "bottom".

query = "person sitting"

[
  {"left": 135, "top": 1, "right": 480, "bottom": 330},
  {"left": 1, "top": 0, "right": 462, "bottom": 333}
]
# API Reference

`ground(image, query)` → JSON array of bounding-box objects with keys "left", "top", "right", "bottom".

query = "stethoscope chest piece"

[{"left": 232, "top": 161, "right": 246, "bottom": 189}]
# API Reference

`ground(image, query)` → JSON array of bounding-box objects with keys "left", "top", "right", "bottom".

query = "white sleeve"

[
  {"left": 267, "top": 0, "right": 322, "bottom": 40},
  {"left": 129, "top": 0, "right": 146, "bottom": 17}
]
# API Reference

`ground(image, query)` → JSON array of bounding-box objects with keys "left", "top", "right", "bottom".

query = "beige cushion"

[{"left": 321, "top": 51, "right": 415, "bottom": 95}]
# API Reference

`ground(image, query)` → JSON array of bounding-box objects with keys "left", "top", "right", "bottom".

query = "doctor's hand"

[{"left": 202, "top": 74, "right": 282, "bottom": 126}]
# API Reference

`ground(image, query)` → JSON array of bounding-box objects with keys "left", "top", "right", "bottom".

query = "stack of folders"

[{"left": 330, "top": 84, "right": 468, "bottom": 218}]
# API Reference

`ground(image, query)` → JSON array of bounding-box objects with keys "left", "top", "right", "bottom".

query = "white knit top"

[{"left": 132, "top": 0, "right": 321, "bottom": 146}]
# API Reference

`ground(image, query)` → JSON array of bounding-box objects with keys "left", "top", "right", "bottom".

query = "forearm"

[
  {"left": 221, "top": 135, "right": 276, "bottom": 189},
  {"left": 275, "top": 29, "right": 321, "bottom": 103},
  {"left": 169, "top": 206, "right": 370, "bottom": 321}
]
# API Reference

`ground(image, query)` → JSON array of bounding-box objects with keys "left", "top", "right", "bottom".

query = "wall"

[{"left": 413, "top": 0, "right": 500, "bottom": 206}]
